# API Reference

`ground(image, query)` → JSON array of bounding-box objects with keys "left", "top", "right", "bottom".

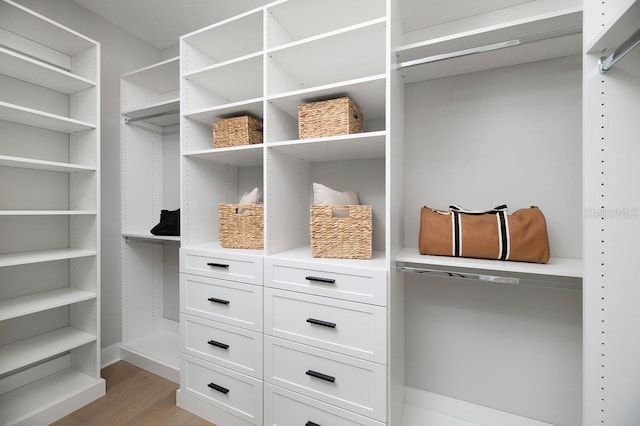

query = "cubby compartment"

[
  {"left": 266, "top": 76, "right": 386, "bottom": 142},
  {"left": 267, "top": 20, "right": 386, "bottom": 96},
  {"left": 181, "top": 9, "right": 264, "bottom": 74},
  {"left": 266, "top": 0, "right": 385, "bottom": 49},
  {"left": 182, "top": 155, "right": 264, "bottom": 249},
  {"left": 182, "top": 54, "right": 264, "bottom": 113},
  {"left": 266, "top": 147, "right": 385, "bottom": 263}
]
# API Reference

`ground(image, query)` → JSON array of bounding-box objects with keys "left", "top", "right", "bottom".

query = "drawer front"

[
  {"left": 181, "top": 248, "right": 262, "bottom": 285},
  {"left": 265, "top": 288, "right": 387, "bottom": 363},
  {"left": 264, "top": 336, "right": 386, "bottom": 421},
  {"left": 264, "top": 383, "right": 385, "bottom": 426},
  {"left": 181, "top": 274, "right": 263, "bottom": 331},
  {"left": 181, "top": 354, "right": 262, "bottom": 425},
  {"left": 182, "top": 313, "right": 263, "bottom": 378},
  {"left": 264, "top": 258, "right": 387, "bottom": 306}
]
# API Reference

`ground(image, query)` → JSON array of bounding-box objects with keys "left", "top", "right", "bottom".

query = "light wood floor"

[{"left": 52, "top": 361, "right": 213, "bottom": 426}]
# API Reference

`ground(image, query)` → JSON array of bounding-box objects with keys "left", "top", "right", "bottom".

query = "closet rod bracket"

[{"left": 599, "top": 27, "right": 640, "bottom": 73}]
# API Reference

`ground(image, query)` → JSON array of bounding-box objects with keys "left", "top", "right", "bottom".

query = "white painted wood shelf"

[
  {"left": 586, "top": 0, "right": 640, "bottom": 53},
  {"left": 0, "top": 367, "right": 103, "bottom": 425},
  {"left": 0, "top": 248, "right": 96, "bottom": 268},
  {"left": 0, "top": 155, "right": 95, "bottom": 172},
  {"left": 268, "top": 131, "right": 386, "bottom": 162},
  {"left": 0, "top": 46, "right": 95, "bottom": 94},
  {"left": 0, "top": 210, "right": 97, "bottom": 215},
  {"left": 0, "top": 327, "right": 96, "bottom": 376},
  {"left": 396, "top": 7, "right": 583, "bottom": 83},
  {"left": 0, "top": 288, "right": 96, "bottom": 321},
  {"left": 0, "top": 101, "right": 95, "bottom": 133}
]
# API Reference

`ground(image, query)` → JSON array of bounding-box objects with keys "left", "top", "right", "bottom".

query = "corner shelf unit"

[
  {"left": 120, "top": 57, "right": 181, "bottom": 383},
  {"left": 0, "top": 0, "right": 103, "bottom": 424}
]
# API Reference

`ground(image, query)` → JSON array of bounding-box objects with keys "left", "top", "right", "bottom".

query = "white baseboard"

[
  {"left": 402, "top": 387, "right": 554, "bottom": 426},
  {"left": 100, "top": 343, "right": 122, "bottom": 368}
]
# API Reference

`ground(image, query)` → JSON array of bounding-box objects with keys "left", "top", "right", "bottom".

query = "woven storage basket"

[
  {"left": 298, "top": 97, "right": 363, "bottom": 139},
  {"left": 219, "top": 204, "right": 263, "bottom": 249},
  {"left": 310, "top": 205, "right": 372, "bottom": 259},
  {"left": 213, "top": 115, "right": 263, "bottom": 148}
]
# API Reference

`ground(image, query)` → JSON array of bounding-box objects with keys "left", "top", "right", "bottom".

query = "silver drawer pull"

[
  {"left": 207, "top": 382, "right": 229, "bottom": 394},
  {"left": 306, "top": 318, "right": 336, "bottom": 328},
  {"left": 305, "top": 276, "right": 335, "bottom": 284},
  {"left": 305, "top": 369, "right": 335, "bottom": 383},
  {"left": 207, "top": 340, "right": 229, "bottom": 350}
]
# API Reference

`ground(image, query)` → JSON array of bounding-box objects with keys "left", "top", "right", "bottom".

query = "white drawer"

[
  {"left": 182, "top": 313, "right": 263, "bottom": 379},
  {"left": 264, "top": 288, "right": 387, "bottom": 363},
  {"left": 264, "top": 258, "right": 387, "bottom": 306},
  {"left": 264, "top": 336, "right": 386, "bottom": 422},
  {"left": 264, "top": 383, "right": 385, "bottom": 426},
  {"left": 181, "top": 247, "right": 262, "bottom": 285},
  {"left": 181, "top": 354, "right": 263, "bottom": 425},
  {"left": 181, "top": 274, "right": 263, "bottom": 331}
]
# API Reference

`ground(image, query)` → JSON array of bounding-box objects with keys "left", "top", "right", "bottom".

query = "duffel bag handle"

[{"left": 449, "top": 204, "right": 508, "bottom": 214}]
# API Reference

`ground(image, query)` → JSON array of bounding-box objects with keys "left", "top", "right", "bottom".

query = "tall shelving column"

[
  {"left": 177, "top": 8, "right": 266, "bottom": 426},
  {"left": 120, "top": 57, "right": 181, "bottom": 383},
  {"left": 583, "top": 1, "right": 640, "bottom": 424},
  {"left": 0, "top": 0, "right": 103, "bottom": 424},
  {"left": 394, "top": 0, "right": 584, "bottom": 425}
]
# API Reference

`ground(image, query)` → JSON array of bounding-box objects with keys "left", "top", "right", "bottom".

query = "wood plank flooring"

[{"left": 52, "top": 361, "right": 213, "bottom": 426}]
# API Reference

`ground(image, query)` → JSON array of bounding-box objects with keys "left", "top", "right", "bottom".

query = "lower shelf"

[
  {"left": 0, "top": 367, "right": 105, "bottom": 425},
  {"left": 401, "top": 387, "right": 554, "bottom": 426},
  {"left": 121, "top": 328, "right": 180, "bottom": 383}
]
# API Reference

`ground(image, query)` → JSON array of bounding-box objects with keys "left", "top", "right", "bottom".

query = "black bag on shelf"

[{"left": 150, "top": 209, "right": 180, "bottom": 236}]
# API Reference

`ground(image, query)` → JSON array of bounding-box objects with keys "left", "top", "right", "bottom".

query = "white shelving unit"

[
  {"left": 0, "top": 0, "right": 103, "bottom": 423},
  {"left": 120, "top": 57, "right": 181, "bottom": 383}
]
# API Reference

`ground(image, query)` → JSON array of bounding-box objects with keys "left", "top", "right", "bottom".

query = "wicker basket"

[
  {"left": 219, "top": 204, "right": 263, "bottom": 249},
  {"left": 310, "top": 205, "right": 372, "bottom": 259},
  {"left": 213, "top": 115, "right": 263, "bottom": 148},
  {"left": 298, "top": 97, "right": 363, "bottom": 139}
]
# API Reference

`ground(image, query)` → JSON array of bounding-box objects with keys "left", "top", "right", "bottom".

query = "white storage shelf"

[
  {"left": 396, "top": 7, "right": 583, "bottom": 83},
  {"left": 0, "top": 0, "right": 102, "bottom": 423},
  {"left": 267, "top": 19, "right": 386, "bottom": 95},
  {"left": 0, "top": 288, "right": 96, "bottom": 322},
  {"left": 0, "top": 327, "right": 96, "bottom": 376},
  {"left": 586, "top": 0, "right": 640, "bottom": 53},
  {"left": 184, "top": 145, "right": 264, "bottom": 168},
  {"left": 183, "top": 53, "right": 264, "bottom": 111},
  {"left": 183, "top": 99, "right": 263, "bottom": 128},
  {"left": 181, "top": 9, "right": 263, "bottom": 73},
  {"left": 0, "top": 367, "right": 103, "bottom": 426},
  {"left": 268, "top": 132, "right": 386, "bottom": 163},
  {"left": 0, "top": 46, "right": 95, "bottom": 95},
  {"left": 266, "top": 0, "right": 385, "bottom": 49},
  {"left": 0, "top": 155, "right": 95, "bottom": 172},
  {"left": 0, "top": 248, "right": 96, "bottom": 268},
  {"left": 0, "top": 101, "right": 95, "bottom": 134}
]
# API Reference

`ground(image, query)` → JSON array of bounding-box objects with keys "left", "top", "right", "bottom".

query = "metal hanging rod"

[
  {"left": 599, "top": 27, "right": 640, "bottom": 73},
  {"left": 396, "top": 265, "right": 581, "bottom": 291},
  {"left": 124, "top": 235, "right": 180, "bottom": 246},
  {"left": 123, "top": 109, "right": 179, "bottom": 125},
  {"left": 398, "top": 26, "right": 582, "bottom": 69}
]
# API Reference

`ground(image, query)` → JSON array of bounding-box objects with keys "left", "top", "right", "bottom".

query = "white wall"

[{"left": 15, "top": 0, "right": 162, "bottom": 354}]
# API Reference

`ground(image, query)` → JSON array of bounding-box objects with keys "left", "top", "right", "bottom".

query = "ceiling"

[{"left": 70, "top": 0, "right": 272, "bottom": 50}]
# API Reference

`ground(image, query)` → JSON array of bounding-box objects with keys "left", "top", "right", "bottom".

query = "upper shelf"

[
  {"left": 0, "top": 0, "right": 96, "bottom": 57},
  {"left": 586, "top": 0, "right": 640, "bottom": 53},
  {"left": 0, "top": 101, "right": 95, "bottom": 133},
  {"left": 0, "top": 46, "right": 95, "bottom": 94},
  {"left": 121, "top": 57, "right": 179, "bottom": 93},
  {"left": 396, "top": 7, "right": 582, "bottom": 83}
]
